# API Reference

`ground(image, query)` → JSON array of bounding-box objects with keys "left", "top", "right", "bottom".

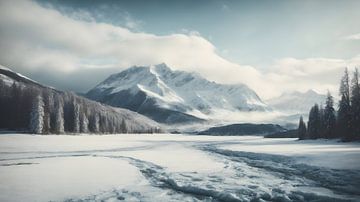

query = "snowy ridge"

[
  {"left": 87, "top": 63, "right": 268, "bottom": 123},
  {"left": 0, "top": 64, "right": 41, "bottom": 86},
  {"left": 0, "top": 64, "right": 13, "bottom": 72}
]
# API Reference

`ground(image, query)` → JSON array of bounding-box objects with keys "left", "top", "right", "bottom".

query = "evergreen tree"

[
  {"left": 323, "top": 92, "right": 336, "bottom": 138},
  {"left": 298, "top": 116, "right": 307, "bottom": 140},
  {"left": 340, "top": 68, "right": 351, "bottom": 100},
  {"left": 307, "top": 104, "right": 321, "bottom": 139},
  {"left": 318, "top": 104, "right": 325, "bottom": 138},
  {"left": 120, "top": 119, "right": 127, "bottom": 133},
  {"left": 350, "top": 68, "right": 360, "bottom": 140},
  {"left": 29, "top": 94, "right": 44, "bottom": 134},
  {"left": 10, "top": 83, "right": 21, "bottom": 129},
  {"left": 337, "top": 68, "right": 352, "bottom": 140}
]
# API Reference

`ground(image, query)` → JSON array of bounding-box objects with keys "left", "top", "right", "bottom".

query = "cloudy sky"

[{"left": 0, "top": 0, "right": 359, "bottom": 99}]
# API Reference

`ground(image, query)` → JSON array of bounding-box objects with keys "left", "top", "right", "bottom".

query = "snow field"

[{"left": 0, "top": 134, "right": 359, "bottom": 201}]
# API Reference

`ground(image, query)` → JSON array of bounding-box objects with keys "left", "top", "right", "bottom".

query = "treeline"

[
  {"left": 0, "top": 79, "right": 161, "bottom": 134},
  {"left": 298, "top": 68, "right": 360, "bottom": 141}
]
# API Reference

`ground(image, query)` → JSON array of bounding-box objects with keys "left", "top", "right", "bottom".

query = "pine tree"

[
  {"left": 318, "top": 104, "right": 325, "bottom": 138},
  {"left": 340, "top": 68, "right": 351, "bottom": 100},
  {"left": 298, "top": 116, "right": 307, "bottom": 140},
  {"left": 337, "top": 68, "right": 352, "bottom": 140},
  {"left": 307, "top": 104, "right": 321, "bottom": 139},
  {"left": 350, "top": 68, "right": 360, "bottom": 140},
  {"left": 29, "top": 94, "right": 44, "bottom": 134},
  {"left": 323, "top": 91, "right": 336, "bottom": 138}
]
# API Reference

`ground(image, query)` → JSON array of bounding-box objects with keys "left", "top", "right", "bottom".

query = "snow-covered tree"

[
  {"left": 29, "top": 94, "right": 44, "bottom": 134},
  {"left": 42, "top": 91, "right": 53, "bottom": 134},
  {"left": 323, "top": 92, "right": 336, "bottom": 138},
  {"left": 298, "top": 116, "right": 307, "bottom": 140},
  {"left": 80, "top": 112, "right": 89, "bottom": 133},
  {"left": 350, "top": 68, "right": 360, "bottom": 140},
  {"left": 93, "top": 114, "right": 100, "bottom": 133},
  {"left": 54, "top": 97, "right": 64, "bottom": 134},
  {"left": 73, "top": 100, "right": 80, "bottom": 133}
]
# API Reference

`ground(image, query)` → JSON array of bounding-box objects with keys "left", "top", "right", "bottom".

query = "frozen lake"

[{"left": 0, "top": 134, "right": 359, "bottom": 202}]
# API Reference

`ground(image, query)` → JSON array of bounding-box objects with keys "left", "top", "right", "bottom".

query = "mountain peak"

[
  {"left": 154, "top": 62, "right": 170, "bottom": 69},
  {"left": 151, "top": 63, "right": 172, "bottom": 76},
  {"left": 305, "top": 89, "right": 319, "bottom": 95},
  {"left": 87, "top": 64, "right": 268, "bottom": 124}
]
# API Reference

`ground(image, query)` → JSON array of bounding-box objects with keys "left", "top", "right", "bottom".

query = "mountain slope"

[
  {"left": 86, "top": 63, "right": 268, "bottom": 124},
  {"left": 266, "top": 90, "right": 326, "bottom": 113},
  {"left": 0, "top": 65, "right": 161, "bottom": 134}
]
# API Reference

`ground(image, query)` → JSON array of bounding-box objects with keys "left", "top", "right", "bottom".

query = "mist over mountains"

[{"left": 266, "top": 90, "right": 327, "bottom": 113}]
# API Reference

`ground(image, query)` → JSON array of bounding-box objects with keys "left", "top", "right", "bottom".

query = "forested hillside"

[{"left": 0, "top": 67, "right": 161, "bottom": 134}]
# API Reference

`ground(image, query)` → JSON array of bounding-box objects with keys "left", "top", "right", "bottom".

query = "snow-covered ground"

[{"left": 0, "top": 134, "right": 359, "bottom": 202}]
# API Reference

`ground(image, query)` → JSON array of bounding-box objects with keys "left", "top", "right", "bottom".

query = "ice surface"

[
  {"left": 0, "top": 134, "right": 359, "bottom": 202},
  {"left": 0, "top": 156, "right": 142, "bottom": 202}
]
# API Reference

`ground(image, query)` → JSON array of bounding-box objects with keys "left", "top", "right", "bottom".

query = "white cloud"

[
  {"left": 262, "top": 56, "right": 360, "bottom": 99},
  {"left": 344, "top": 33, "right": 360, "bottom": 40},
  {"left": 0, "top": 0, "right": 263, "bottom": 92},
  {"left": 0, "top": 0, "right": 359, "bottom": 100}
]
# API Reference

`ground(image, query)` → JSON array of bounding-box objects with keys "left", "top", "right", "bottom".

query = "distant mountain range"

[
  {"left": 86, "top": 63, "right": 268, "bottom": 124},
  {"left": 266, "top": 90, "right": 327, "bottom": 113},
  {"left": 0, "top": 65, "right": 160, "bottom": 134}
]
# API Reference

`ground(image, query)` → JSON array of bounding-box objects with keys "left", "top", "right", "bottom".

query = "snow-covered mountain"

[
  {"left": 0, "top": 65, "right": 161, "bottom": 134},
  {"left": 266, "top": 90, "right": 327, "bottom": 113},
  {"left": 86, "top": 63, "right": 268, "bottom": 124}
]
